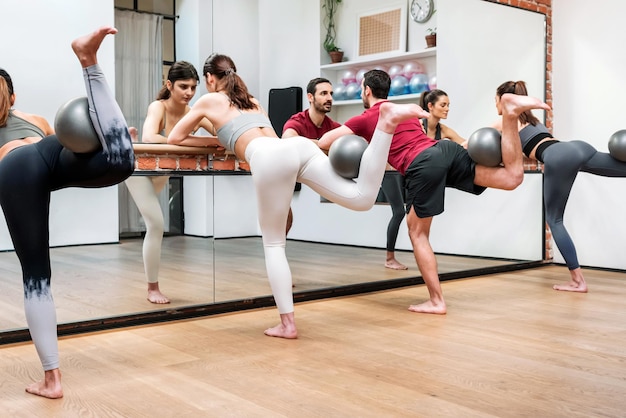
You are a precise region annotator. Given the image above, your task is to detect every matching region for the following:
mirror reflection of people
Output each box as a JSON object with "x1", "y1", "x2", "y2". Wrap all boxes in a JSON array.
[
  {"x1": 419, "y1": 89, "x2": 467, "y2": 147},
  {"x1": 283, "y1": 77, "x2": 408, "y2": 270},
  {"x1": 494, "y1": 80, "x2": 626, "y2": 293},
  {"x1": 169, "y1": 53, "x2": 430, "y2": 338},
  {"x1": 0, "y1": 26, "x2": 135, "y2": 399},
  {"x1": 125, "y1": 61, "x2": 216, "y2": 304},
  {"x1": 319, "y1": 70, "x2": 550, "y2": 315}
]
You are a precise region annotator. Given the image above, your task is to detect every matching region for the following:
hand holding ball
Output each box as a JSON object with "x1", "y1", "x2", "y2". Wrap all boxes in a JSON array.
[
  {"x1": 54, "y1": 97, "x2": 101, "y2": 153},
  {"x1": 329, "y1": 135, "x2": 369, "y2": 179},
  {"x1": 608, "y1": 130, "x2": 626, "y2": 162},
  {"x1": 467, "y1": 127, "x2": 502, "y2": 167}
]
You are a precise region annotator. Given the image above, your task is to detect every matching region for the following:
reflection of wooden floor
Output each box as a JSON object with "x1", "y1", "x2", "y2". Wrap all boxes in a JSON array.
[
  {"x1": 0, "y1": 236, "x2": 517, "y2": 330},
  {"x1": 1, "y1": 265, "x2": 625, "y2": 416}
]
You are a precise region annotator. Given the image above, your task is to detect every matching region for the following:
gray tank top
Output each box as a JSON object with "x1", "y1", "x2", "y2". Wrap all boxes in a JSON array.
[
  {"x1": 216, "y1": 113, "x2": 273, "y2": 151},
  {"x1": 0, "y1": 110, "x2": 45, "y2": 146}
]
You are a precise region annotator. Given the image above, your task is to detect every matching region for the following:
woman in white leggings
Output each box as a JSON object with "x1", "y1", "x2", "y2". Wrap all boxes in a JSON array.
[
  {"x1": 125, "y1": 61, "x2": 216, "y2": 303},
  {"x1": 169, "y1": 53, "x2": 430, "y2": 339}
]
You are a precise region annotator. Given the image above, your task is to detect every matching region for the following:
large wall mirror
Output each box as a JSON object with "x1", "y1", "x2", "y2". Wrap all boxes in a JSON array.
[{"x1": 0, "y1": 0, "x2": 546, "y2": 341}]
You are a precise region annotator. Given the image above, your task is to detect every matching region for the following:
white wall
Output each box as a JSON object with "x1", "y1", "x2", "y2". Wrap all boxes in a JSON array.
[
  {"x1": 552, "y1": 0, "x2": 626, "y2": 269},
  {"x1": 0, "y1": 0, "x2": 119, "y2": 250}
]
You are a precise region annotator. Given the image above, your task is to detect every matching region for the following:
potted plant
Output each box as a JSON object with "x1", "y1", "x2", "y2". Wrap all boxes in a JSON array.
[
  {"x1": 323, "y1": 0, "x2": 344, "y2": 63},
  {"x1": 425, "y1": 27, "x2": 437, "y2": 48}
]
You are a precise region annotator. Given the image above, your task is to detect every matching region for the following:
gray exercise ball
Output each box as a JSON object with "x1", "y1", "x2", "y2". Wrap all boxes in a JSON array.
[
  {"x1": 608, "y1": 129, "x2": 626, "y2": 162},
  {"x1": 329, "y1": 135, "x2": 369, "y2": 179},
  {"x1": 54, "y1": 97, "x2": 101, "y2": 153},
  {"x1": 467, "y1": 127, "x2": 502, "y2": 167}
]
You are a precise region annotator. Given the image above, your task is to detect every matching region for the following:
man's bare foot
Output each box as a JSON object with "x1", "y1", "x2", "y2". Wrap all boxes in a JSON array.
[
  {"x1": 71, "y1": 26, "x2": 118, "y2": 68},
  {"x1": 500, "y1": 93, "x2": 550, "y2": 117},
  {"x1": 147, "y1": 283, "x2": 170, "y2": 304},
  {"x1": 264, "y1": 312, "x2": 297, "y2": 339},
  {"x1": 385, "y1": 259, "x2": 408, "y2": 270},
  {"x1": 25, "y1": 369, "x2": 63, "y2": 399},
  {"x1": 378, "y1": 102, "x2": 430, "y2": 133},
  {"x1": 408, "y1": 300, "x2": 447, "y2": 315}
]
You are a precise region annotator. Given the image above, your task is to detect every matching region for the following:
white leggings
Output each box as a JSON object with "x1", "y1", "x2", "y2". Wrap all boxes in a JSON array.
[
  {"x1": 124, "y1": 176, "x2": 169, "y2": 283},
  {"x1": 244, "y1": 129, "x2": 392, "y2": 313}
]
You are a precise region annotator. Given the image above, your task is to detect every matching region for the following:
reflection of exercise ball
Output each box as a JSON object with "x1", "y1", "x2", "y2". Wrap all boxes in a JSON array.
[
  {"x1": 409, "y1": 74, "x2": 429, "y2": 94},
  {"x1": 467, "y1": 127, "x2": 502, "y2": 167},
  {"x1": 355, "y1": 68, "x2": 368, "y2": 84},
  {"x1": 333, "y1": 84, "x2": 347, "y2": 101},
  {"x1": 388, "y1": 64, "x2": 403, "y2": 79},
  {"x1": 54, "y1": 97, "x2": 101, "y2": 153},
  {"x1": 390, "y1": 76, "x2": 409, "y2": 96},
  {"x1": 329, "y1": 135, "x2": 369, "y2": 179},
  {"x1": 608, "y1": 130, "x2": 626, "y2": 162},
  {"x1": 341, "y1": 70, "x2": 357, "y2": 86},
  {"x1": 428, "y1": 75, "x2": 437, "y2": 90},
  {"x1": 345, "y1": 82, "x2": 361, "y2": 100},
  {"x1": 402, "y1": 61, "x2": 425, "y2": 79}
]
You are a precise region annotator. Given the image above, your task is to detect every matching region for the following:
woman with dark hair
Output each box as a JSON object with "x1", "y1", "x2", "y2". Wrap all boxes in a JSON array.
[
  {"x1": 125, "y1": 61, "x2": 216, "y2": 304},
  {"x1": 0, "y1": 26, "x2": 135, "y2": 398},
  {"x1": 169, "y1": 53, "x2": 430, "y2": 339},
  {"x1": 494, "y1": 80, "x2": 626, "y2": 293},
  {"x1": 419, "y1": 89, "x2": 466, "y2": 146}
]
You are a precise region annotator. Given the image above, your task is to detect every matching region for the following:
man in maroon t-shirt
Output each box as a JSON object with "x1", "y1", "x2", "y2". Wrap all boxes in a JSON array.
[
  {"x1": 282, "y1": 77, "x2": 341, "y2": 141},
  {"x1": 319, "y1": 70, "x2": 549, "y2": 316}
]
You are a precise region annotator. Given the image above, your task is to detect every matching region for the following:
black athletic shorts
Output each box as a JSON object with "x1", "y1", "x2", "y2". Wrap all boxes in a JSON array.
[{"x1": 404, "y1": 140, "x2": 486, "y2": 218}]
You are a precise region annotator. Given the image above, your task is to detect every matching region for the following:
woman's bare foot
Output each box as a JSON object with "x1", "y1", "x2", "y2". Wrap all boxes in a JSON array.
[
  {"x1": 71, "y1": 26, "x2": 118, "y2": 68},
  {"x1": 385, "y1": 258, "x2": 408, "y2": 270},
  {"x1": 553, "y1": 281, "x2": 588, "y2": 292},
  {"x1": 25, "y1": 369, "x2": 63, "y2": 399},
  {"x1": 500, "y1": 93, "x2": 551, "y2": 117},
  {"x1": 147, "y1": 283, "x2": 170, "y2": 304},
  {"x1": 408, "y1": 299, "x2": 447, "y2": 315},
  {"x1": 264, "y1": 312, "x2": 298, "y2": 339},
  {"x1": 553, "y1": 268, "x2": 588, "y2": 292},
  {"x1": 378, "y1": 102, "x2": 430, "y2": 133}
]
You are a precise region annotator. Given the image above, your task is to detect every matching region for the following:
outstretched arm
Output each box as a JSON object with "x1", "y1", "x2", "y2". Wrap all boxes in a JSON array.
[
  {"x1": 440, "y1": 124, "x2": 467, "y2": 147},
  {"x1": 318, "y1": 125, "x2": 355, "y2": 151},
  {"x1": 282, "y1": 128, "x2": 299, "y2": 138},
  {"x1": 168, "y1": 96, "x2": 211, "y2": 146}
]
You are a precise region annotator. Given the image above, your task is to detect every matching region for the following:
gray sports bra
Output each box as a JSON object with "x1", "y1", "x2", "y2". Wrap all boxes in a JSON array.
[
  {"x1": 216, "y1": 113, "x2": 273, "y2": 151},
  {"x1": 519, "y1": 122, "x2": 553, "y2": 158},
  {"x1": 0, "y1": 110, "x2": 46, "y2": 146}
]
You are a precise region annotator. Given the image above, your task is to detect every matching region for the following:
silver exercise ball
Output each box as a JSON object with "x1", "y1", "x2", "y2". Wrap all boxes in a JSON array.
[
  {"x1": 608, "y1": 129, "x2": 626, "y2": 162},
  {"x1": 328, "y1": 135, "x2": 369, "y2": 179},
  {"x1": 54, "y1": 97, "x2": 101, "y2": 153},
  {"x1": 467, "y1": 127, "x2": 502, "y2": 167}
]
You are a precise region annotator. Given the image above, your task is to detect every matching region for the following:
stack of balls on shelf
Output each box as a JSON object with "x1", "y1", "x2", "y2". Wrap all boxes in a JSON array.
[{"x1": 333, "y1": 61, "x2": 437, "y2": 101}]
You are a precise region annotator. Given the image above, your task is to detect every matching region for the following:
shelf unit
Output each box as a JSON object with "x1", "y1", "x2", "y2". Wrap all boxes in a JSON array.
[
  {"x1": 320, "y1": 48, "x2": 436, "y2": 72},
  {"x1": 321, "y1": 48, "x2": 437, "y2": 121}
]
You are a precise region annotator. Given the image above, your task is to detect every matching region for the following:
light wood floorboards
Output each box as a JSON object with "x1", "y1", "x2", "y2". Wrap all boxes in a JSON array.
[{"x1": 0, "y1": 265, "x2": 625, "y2": 417}]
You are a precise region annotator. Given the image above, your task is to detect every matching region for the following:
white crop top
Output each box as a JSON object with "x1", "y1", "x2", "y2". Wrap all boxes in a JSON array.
[{"x1": 216, "y1": 113, "x2": 273, "y2": 151}]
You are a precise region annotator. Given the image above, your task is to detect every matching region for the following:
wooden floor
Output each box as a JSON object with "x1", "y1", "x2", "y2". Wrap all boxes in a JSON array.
[
  {"x1": 0, "y1": 265, "x2": 625, "y2": 417},
  {"x1": 0, "y1": 236, "x2": 516, "y2": 330}
]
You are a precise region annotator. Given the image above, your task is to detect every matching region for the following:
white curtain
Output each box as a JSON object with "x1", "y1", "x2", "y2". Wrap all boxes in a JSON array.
[
  {"x1": 114, "y1": 10, "x2": 169, "y2": 234},
  {"x1": 114, "y1": 9, "x2": 163, "y2": 138}
]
